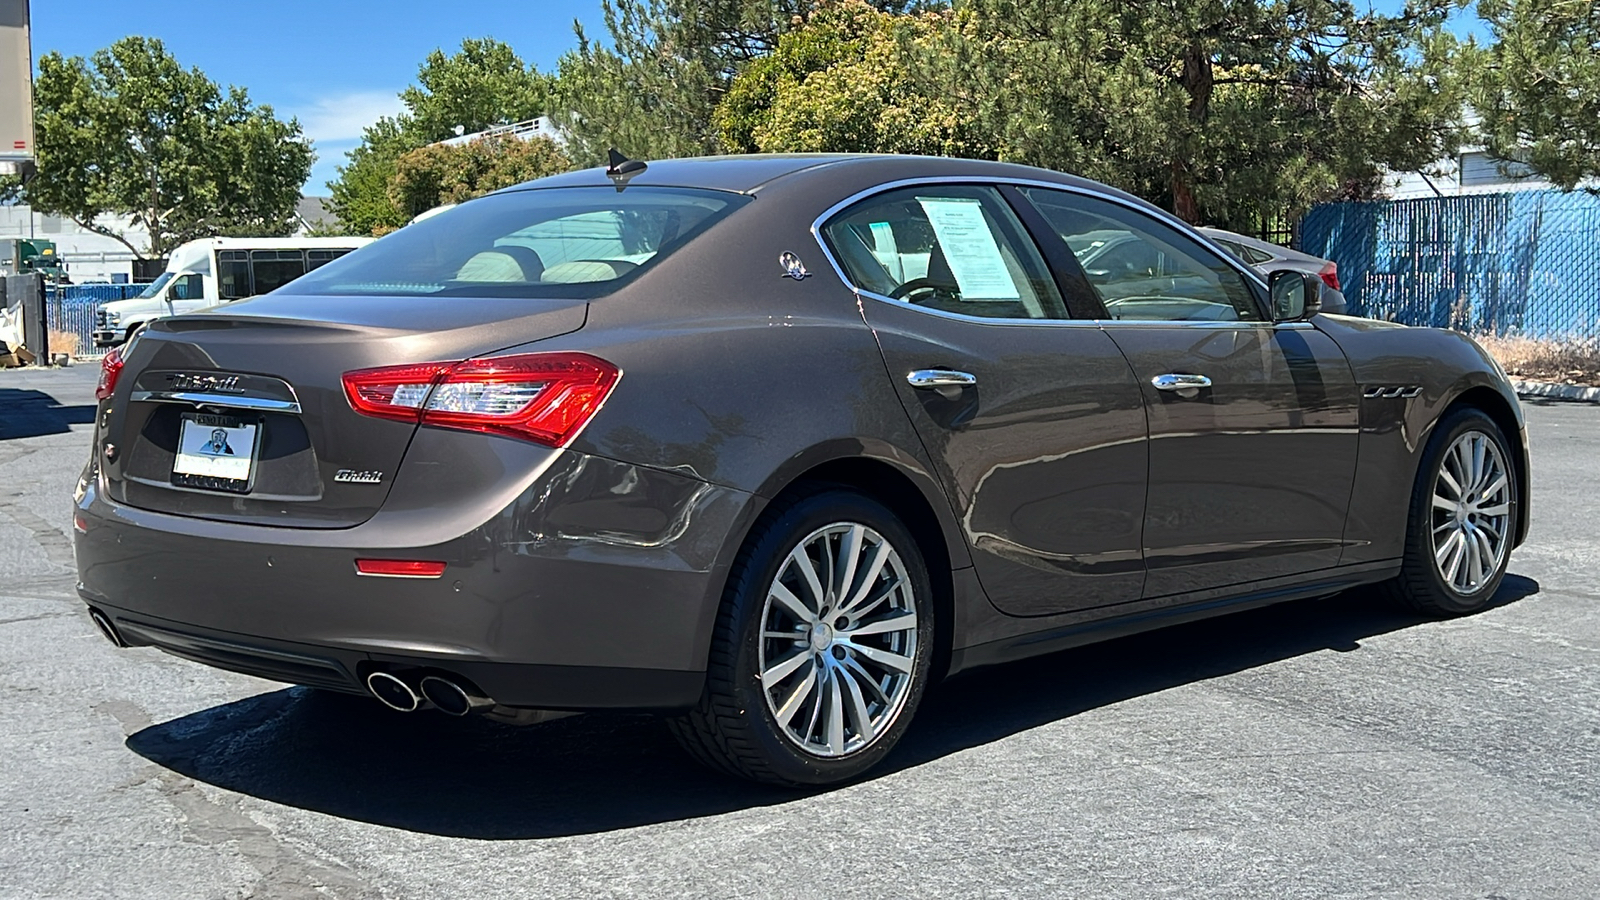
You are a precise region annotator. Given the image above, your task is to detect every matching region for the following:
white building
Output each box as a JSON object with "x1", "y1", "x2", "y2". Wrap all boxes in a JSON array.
[
  {"x1": 434, "y1": 116, "x2": 566, "y2": 148},
  {"x1": 1386, "y1": 149, "x2": 1600, "y2": 200},
  {"x1": 0, "y1": 196, "x2": 343, "y2": 281},
  {"x1": 0, "y1": 205, "x2": 148, "y2": 282}
]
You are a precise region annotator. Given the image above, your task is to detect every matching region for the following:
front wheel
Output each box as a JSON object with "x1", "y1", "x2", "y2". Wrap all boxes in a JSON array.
[
  {"x1": 668, "y1": 489, "x2": 934, "y2": 786},
  {"x1": 1385, "y1": 407, "x2": 1519, "y2": 616}
]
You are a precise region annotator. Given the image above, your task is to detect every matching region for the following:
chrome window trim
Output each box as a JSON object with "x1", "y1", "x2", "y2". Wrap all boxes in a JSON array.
[{"x1": 809, "y1": 174, "x2": 1276, "y2": 328}]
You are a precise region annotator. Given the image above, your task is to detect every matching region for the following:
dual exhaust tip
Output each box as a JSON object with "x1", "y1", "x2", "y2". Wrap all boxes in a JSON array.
[{"x1": 365, "y1": 670, "x2": 493, "y2": 717}]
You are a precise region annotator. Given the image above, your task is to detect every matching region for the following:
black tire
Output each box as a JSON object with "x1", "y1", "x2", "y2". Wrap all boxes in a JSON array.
[
  {"x1": 1384, "y1": 406, "x2": 1519, "y2": 616},
  {"x1": 667, "y1": 488, "x2": 935, "y2": 787}
]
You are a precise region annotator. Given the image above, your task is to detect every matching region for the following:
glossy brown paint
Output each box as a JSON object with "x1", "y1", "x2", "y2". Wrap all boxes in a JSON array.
[
  {"x1": 74, "y1": 154, "x2": 1527, "y2": 714},
  {"x1": 863, "y1": 303, "x2": 1149, "y2": 615},
  {"x1": 1102, "y1": 322, "x2": 1361, "y2": 596},
  {"x1": 1312, "y1": 314, "x2": 1529, "y2": 563}
]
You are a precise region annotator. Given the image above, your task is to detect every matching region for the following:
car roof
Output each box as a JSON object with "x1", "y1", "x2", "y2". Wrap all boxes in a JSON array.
[
  {"x1": 511, "y1": 153, "x2": 1142, "y2": 204},
  {"x1": 1196, "y1": 226, "x2": 1329, "y2": 265}
]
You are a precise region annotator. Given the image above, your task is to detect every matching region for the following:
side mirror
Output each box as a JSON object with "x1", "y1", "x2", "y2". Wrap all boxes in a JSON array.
[
  {"x1": 165, "y1": 282, "x2": 181, "y2": 301},
  {"x1": 1269, "y1": 270, "x2": 1322, "y2": 322}
]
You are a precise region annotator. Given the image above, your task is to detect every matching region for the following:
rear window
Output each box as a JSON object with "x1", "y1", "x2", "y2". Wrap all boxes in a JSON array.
[{"x1": 280, "y1": 187, "x2": 745, "y2": 299}]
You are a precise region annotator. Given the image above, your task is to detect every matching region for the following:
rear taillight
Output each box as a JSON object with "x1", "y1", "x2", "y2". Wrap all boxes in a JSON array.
[
  {"x1": 95, "y1": 347, "x2": 125, "y2": 401},
  {"x1": 1319, "y1": 262, "x2": 1340, "y2": 292},
  {"x1": 342, "y1": 352, "x2": 621, "y2": 448}
]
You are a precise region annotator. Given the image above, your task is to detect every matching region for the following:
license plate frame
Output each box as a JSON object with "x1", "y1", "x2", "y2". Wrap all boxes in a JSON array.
[{"x1": 171, "y1": 412, "x2": 262, "y2": 494}]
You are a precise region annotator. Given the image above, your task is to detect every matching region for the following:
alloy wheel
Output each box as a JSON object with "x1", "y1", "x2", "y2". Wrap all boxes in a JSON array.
[
  {"x1": 1430, "y1": 430, "x2": 1512, "y2": 595},
  {"x1": 757, "y1": 522, "x2": 919, "y2": 758}
]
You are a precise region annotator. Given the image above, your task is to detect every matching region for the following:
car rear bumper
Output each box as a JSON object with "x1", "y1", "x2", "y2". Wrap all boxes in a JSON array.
[
  {"x1": 80, "y1": 598, "x2": 706, "y2": 709},
  {"x1": 74, "y1": 446, "x2": 755, "y2": 711}
]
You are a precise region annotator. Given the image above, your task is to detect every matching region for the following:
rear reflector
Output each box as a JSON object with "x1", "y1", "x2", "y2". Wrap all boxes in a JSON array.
[
  {"x1": 355, "y1": 559, "x2": 448, "y2": 578},
  {"x1": 342, "y1": 352, "x2": 621, "y2": 447},
  {"x1": 1319, "y1": 262, "x2": 1341, "y2": 292},
  {"x1": 96, "y1": 346, "x2": 125, "y2": 401}
]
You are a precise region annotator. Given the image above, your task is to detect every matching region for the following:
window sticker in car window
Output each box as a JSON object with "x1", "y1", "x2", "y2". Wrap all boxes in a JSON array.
[
  {"x1": 869, "y1": 221, "x2": 905, "y2": 282},
  {"x1": 915, "y1": 197, "x2": 1020, "y2": 300}
]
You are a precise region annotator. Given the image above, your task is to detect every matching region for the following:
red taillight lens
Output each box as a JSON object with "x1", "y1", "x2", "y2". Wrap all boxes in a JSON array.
[
  {"x1": 342, "y1": 352, "x2": 621, "y2": 448},
  {"x1": 95, "y1": 346, "x2": 125, "y2": 401},
  {"x1": 355, "y1": 559, "x2": 447, "y2": 578},
  {"x1": 1319, "y1": 262, "x2": 1340, "y2": 292},
  {"x1": 342, "y1": 361, "x2": 453, "y2": 424}
]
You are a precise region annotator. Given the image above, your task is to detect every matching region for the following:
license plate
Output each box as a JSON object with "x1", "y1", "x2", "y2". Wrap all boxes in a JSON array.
[{"x1": 172, "y1": 413, "x2": 260, "y2": 493}]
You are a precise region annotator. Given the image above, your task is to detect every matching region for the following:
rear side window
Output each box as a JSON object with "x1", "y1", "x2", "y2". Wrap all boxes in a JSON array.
[
  {"x1": 281, "y1": 187, "x2": 745, "y2": 299},
  {"x1": 820, "y1": 185, "x2": 1066, "y2": 320}
]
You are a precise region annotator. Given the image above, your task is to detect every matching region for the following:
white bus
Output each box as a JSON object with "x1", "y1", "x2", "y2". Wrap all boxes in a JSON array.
[{"x1": 93, "y1": 236, "x2": 373, "y2": 347}]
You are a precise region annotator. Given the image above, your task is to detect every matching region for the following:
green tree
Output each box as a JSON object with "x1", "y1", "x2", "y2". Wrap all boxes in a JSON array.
[
  {"x1": 387, "y1": 135, "x2": 572, "y2": 224},
  {"x1": 551, "y1": 0, "x2": 917, "y2": 166},
  {"x1": 1473, "y1": 0, "x2": 1600, "y2": 189},
  {"x1": 328, "y1": 38, "x2": 551, "y2": 234},
  {"x1": 722, "y1": 0, "x2": 1468, "y2": 229},
  {"x1": 956, "y1": 0, "x2": 1470, "y2": 226},
  {"x1": 19, "y1": 36, "x2": 312, "y2": 257},
  {"x1": 717, "y1": 2, "x2": 985, "y2": 158}
]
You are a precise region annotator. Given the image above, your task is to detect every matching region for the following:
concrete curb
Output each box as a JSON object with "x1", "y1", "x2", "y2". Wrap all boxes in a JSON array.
[{"x1": 1512, "y1": 379, "x2": 1600, "y2": 404}]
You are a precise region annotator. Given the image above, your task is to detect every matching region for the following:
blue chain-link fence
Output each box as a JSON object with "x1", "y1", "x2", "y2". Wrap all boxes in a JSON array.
[
  {"x1": 45, "y1": 284, "x2": 144, "y2": 358},
  {"x1": 1300, "y1": 190, "x2": 1600, "y2": 341}
]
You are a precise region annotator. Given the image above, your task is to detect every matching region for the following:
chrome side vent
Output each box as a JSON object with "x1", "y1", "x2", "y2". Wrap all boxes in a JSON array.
[{"x1": 1362, "y1": 385, "x2": 1423, "y2": 399}]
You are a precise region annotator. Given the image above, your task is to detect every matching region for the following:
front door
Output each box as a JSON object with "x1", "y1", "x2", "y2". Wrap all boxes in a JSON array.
[
  {"x1": 1017, "y1": 187, "x2": 1360, "y2": 599},
  {"x1": 819, "y1": 184, "x2": 1149, "y2": 616}
]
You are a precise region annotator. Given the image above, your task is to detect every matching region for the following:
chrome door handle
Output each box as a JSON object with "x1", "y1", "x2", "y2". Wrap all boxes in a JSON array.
[
  {"x1": 907, "y1": 369, "x2": 978, "y2": 389},
  {"x1": 1151, "y1": 373, "x2": 1211, "y2": 398}
]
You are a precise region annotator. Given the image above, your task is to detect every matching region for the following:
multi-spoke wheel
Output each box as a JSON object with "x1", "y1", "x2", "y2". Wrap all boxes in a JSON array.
[
  {"x1": 668, "y1": 489, "x2": 933, "y2": 786},
  {"x1": 1386, "y1": 407, "x2": 1519, "y2": 616}
]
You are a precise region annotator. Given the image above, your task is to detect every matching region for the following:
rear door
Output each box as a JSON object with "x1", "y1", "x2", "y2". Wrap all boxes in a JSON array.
[
  {"x1": 822, "y1": 183, "x2": 1149, "y2": 616},
  {"x1": 1018, "y1": 187, "x2": 1360, "y2": 598}
]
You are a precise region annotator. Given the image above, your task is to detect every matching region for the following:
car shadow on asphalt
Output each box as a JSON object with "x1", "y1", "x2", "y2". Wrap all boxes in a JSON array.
[
  {"x1": 0, "y1": 388, "x2": 95, "y2": 440},
  {"x1": 125, "y1": 573, "x2": 1539, "y2": 840}
]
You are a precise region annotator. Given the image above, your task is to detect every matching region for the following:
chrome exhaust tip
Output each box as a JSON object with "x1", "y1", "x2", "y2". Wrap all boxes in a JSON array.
[
  {"x1": 366, "y1": 671, "x2": 421, "y2": 712},
  {"x1": 87, "y1": 609, "x2": 126, "y2": 648},
  {"x1": 418, "y1": 675, "x2": 494, "y2": 717}
]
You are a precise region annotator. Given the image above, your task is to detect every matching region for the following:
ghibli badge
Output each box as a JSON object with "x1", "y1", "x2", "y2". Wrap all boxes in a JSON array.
[{"x1": 334, "y1": 469, "x2": 384, "y2": 484}]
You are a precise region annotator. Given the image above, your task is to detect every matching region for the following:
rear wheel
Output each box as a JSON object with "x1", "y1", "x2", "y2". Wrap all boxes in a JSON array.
[
  {"x1": 668, "y1": 489, "x2": 933, "y2": 786},
  {"x1": 1385, "y1": 407, "x2": 1518, "y2": 616}
]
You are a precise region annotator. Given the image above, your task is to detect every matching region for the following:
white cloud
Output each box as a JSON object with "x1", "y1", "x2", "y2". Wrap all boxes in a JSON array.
[{"x1": 291, "y1": 90, "x2": 405, "y2": 145}]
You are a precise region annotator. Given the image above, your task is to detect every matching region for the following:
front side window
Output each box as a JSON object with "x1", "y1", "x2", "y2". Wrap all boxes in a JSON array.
[
  {"x1": 170, "y1": 273, "x2": 204, "y2": 301},
  {"x1": 280, "y1": 187, "x2": 745, "y2": 299},
  {"x1": 1021, "y1": 188, "x2": 1261, "y2": 322},
  {"x1": 821, "y1": 185, "x2": 1066, "y2": 320}
]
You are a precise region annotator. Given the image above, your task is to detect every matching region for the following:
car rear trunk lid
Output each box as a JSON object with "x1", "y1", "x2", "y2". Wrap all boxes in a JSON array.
[{"x1": 101, "y1": 294, "x2": 586, "y2": 529}]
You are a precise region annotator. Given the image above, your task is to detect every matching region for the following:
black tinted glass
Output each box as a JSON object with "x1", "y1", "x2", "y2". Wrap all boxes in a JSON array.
[{"x1": 280, "y1": 187, "x2": 745, "y2": 299}]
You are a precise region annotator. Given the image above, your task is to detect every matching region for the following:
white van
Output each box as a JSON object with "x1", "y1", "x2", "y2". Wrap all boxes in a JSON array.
[{"x1": 93, "y1": 236, "x2": 373, "y2": 347}]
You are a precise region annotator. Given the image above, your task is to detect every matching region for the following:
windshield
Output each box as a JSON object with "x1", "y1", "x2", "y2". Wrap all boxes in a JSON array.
[
  {"x1": 135, "y1": 271, "x2": 174, "y2": 299},
  {"x1": 280, "y1": 186, "x2": 747, "y2": 299}
]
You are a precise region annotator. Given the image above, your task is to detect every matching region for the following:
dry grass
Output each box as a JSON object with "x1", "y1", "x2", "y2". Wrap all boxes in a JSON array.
[
  {"x1": 1474, "y1": 334, "x2": 1600, "y2": 387},
  {"x1": 47, "y1": 330, "x2": 81, "y2": 358}
]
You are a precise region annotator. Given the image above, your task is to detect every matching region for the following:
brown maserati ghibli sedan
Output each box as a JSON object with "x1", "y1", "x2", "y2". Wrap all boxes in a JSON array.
[{"x1": 75, "y1": 155, "x2": 1528, "y2": 786}]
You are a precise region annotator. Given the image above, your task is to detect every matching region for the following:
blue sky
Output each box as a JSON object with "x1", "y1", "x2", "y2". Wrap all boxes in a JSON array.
[
  {"x1": 32, "y1": 0, "x2": 610, "y2": 194},
  {"x1": 30, "y1": 0, "x2": 1473, "y2": 196}
]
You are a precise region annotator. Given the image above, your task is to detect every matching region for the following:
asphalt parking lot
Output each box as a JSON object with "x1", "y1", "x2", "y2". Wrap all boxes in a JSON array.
[{"x1": 2, "y1": 364, "x2": 1597, "y2": 900}]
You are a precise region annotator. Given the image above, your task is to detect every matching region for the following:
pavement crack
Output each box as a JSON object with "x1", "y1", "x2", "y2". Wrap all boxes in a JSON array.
[
  {"x1": 0, "y1": 611, "x2": 75, "y2": 626},
  {"x1": 153, "y1": 770, "x2": 374, "y2": 900},
  {"x1": 0, "y1": 499, "x2": 77, "y2": 569}
]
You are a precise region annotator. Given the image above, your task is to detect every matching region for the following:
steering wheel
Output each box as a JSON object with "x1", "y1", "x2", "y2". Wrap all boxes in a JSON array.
[{"x1": 888, "y1": 277, "x2": 949, "y2": 304}]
